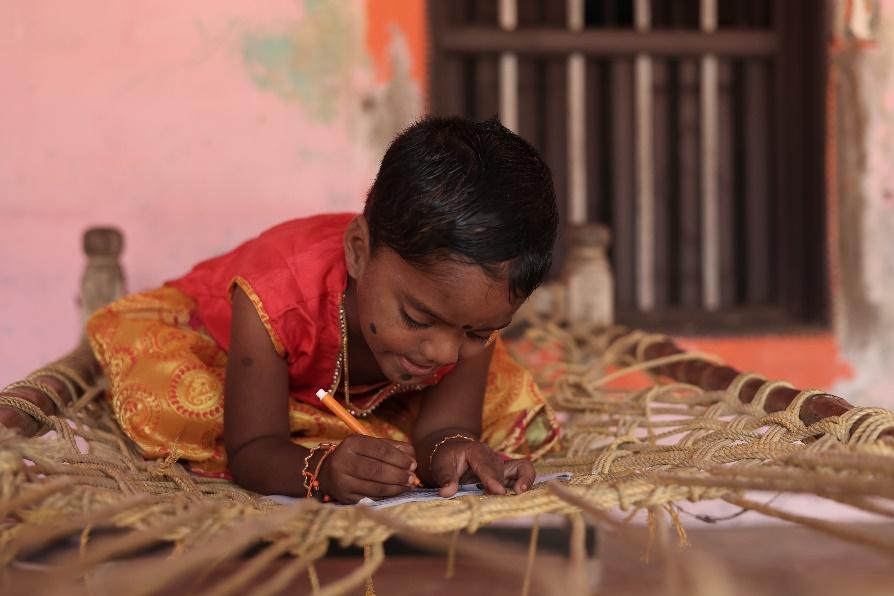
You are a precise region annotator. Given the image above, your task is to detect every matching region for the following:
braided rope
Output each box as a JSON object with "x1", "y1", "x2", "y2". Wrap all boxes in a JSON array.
[{"x1": 1, "y1": 323, "x2": 893, "y2": 594}]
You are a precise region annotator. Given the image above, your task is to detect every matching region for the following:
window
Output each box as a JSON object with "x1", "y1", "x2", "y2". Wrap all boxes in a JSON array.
[{"x1": 428, "y1": 0, "x2": 827, "y2": 333}]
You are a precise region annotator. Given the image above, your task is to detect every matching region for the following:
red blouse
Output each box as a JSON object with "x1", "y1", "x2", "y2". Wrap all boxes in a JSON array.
[{"x1": 166, "y1": 213, "x2": 445, "y2": 412}]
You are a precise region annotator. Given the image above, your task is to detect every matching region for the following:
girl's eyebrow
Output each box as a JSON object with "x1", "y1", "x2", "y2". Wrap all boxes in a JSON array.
[
  {"x1": 403, "y1": 294, "x2": 450, "y2": 325},
  {"x1": 403, "y1": 294, "x2": 511, "y2": 331}
]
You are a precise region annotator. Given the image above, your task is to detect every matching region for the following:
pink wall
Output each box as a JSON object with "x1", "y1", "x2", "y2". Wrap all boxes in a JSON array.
[
  {"x1": 4, "y1": 0, "x2": 890, "y2": 410},
  {"x1": 1, "y1": 1, "x2": 425, "y2": 382}
]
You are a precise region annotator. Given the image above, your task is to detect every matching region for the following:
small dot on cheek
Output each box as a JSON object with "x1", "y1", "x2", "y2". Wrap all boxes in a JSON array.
[{"x1": 369, "y1": 322, "x2": 377, "y2": 335}]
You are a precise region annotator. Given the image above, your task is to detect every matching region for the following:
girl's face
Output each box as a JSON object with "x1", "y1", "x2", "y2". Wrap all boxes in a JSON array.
[{"x1": 344, "y1": 216, "x2": 522, "y2": 385}]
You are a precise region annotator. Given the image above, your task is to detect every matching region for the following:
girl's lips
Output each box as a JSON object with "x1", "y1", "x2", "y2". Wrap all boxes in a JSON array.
[{"x1": 398, "y1": 355, "x2": 436, "y2": 377}]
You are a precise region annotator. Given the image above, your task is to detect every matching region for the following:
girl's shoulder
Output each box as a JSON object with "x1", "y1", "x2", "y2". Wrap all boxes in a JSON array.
[
  {"x1": 233, "y1": 213, "x2": 353, "y2": 363},
  {"x1": 231, "y1": 212, "x2": 354, "y2": 306},
  {"x1": 168, "y1": 212, "x2": 355, "y2": 315},
  {"x1": 167, "y1": 212, "x2": 356, "y2": 360}
]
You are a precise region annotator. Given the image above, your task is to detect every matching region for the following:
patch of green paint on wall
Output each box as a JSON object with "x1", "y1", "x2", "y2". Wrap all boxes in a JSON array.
[{"x1": 242, "y1": 0, "x2": 364, "y2": 122}]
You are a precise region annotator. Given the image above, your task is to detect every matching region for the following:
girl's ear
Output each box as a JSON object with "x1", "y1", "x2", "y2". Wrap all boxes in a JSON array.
[{"x1": 343, "y1": 215, "x2": 371, "y2": 280}]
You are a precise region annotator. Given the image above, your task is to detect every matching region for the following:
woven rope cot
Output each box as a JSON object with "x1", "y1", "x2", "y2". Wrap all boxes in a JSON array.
[{"x1": 2, "y1": 317, "x2": 894, "y2": 595}]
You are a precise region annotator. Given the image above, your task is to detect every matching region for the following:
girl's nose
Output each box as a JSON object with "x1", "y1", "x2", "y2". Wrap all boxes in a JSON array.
[{"x1": 419, "y1": 330, "x2": 462, "y2": 366}]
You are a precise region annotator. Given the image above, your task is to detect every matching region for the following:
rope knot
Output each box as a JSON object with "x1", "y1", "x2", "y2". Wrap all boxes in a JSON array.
[{"x1": 149, "y1": 449, "x2": 182, "y2": 476}]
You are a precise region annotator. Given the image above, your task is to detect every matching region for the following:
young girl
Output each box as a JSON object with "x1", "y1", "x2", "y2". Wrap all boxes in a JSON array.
[{"x1": 87, "y1": 116, "x2": 560, "y2": 503}]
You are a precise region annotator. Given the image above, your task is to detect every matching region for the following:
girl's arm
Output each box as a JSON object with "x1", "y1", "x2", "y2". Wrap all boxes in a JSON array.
[
  {"x1": 225, "y1": 286, "x2": 416, "y2": 500},
  {"x1": 412, "y1": 343, "x2": 534, "y2": 496},
  {"x1": 224, "y1": 287, "x2": 308, "y2": 495}
]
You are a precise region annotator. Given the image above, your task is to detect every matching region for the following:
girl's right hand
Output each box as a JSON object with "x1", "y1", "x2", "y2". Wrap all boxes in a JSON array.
[{"x1": 317, "y1": 435, "x2": 417, "y2": 503}]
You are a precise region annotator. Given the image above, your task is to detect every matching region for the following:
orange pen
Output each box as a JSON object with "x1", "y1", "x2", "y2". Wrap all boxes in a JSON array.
[{"x1": 315, "y1": 389, "x2": 422, "y2": 487}]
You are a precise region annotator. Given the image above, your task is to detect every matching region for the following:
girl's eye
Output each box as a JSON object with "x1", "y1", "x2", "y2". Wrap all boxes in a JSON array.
[
  {"x1": 400, "y1": 308, "x2": 430, "y2": 330},
  {"x1": 466, "y1": 332, "x2": 490, "y2": 343}
]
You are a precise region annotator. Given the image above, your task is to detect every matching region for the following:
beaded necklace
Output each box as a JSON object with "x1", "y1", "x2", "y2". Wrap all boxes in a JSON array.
[{"x1": 332, "y1": 293, "x2": 425, "y2": 417}]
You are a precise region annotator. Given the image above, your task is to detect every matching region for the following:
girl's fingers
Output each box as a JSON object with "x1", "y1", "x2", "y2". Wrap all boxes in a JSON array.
[
  {"x1": 438, "y1": 480, "x2": 459, "y2": 498},
  {"x1": 468, "y1": 451, "x2": 506, "y2": 495},
  {"x1": 345, "y1": 436, "x2": 416, "y2": 470},
  {"x1": 344, "y1": 455, "x2": 418, "y2": 486},
  {"x1": 321, "y1": 439, "x2": 416, "y2": 502},
  {"x1": 375, "y1": 438, "x2": 417, "y2": 461},
  {"x1": 386, "y1": 440, "x2": 417, "y2": 458},
  {"x1": 431, "y1": 448, "x2": 464, "y2": 497},
  {"x1": 431, "y1": 443, "x2": 506, "y2": 495},
  {"x1": 505, "y1": 460, "x2": 535, "y2": 493},
  {"x1": 458, "y1": 469, "x2": 477, "y2": 484}
]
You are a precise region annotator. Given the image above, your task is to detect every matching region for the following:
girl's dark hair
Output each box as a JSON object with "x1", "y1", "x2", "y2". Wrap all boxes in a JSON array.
[{"x1": 363, "y1": 116, "x2": 558, "y2": 301}]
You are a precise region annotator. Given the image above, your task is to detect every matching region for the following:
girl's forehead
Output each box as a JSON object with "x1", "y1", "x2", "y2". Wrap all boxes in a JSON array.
[{"x1": 372, "y1": 250, "x2": 519, "y2": 324}]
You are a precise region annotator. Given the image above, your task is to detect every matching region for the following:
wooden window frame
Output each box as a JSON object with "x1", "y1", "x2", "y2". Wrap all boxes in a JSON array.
[{"x1": 427, "y1": 0, "x2": 827, "y2": 334}]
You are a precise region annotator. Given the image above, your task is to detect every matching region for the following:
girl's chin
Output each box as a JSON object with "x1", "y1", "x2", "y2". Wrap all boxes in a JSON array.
[
  {"x1": 387, "y1": 358, "x2": 421, "y2": 384},
  {"x1": 373, "y1": 353, "x2": 427, "y2": 384},
  {"x1": 391, "y1": 368, "x2": 416, "y2": 384},
  {"x1": 371, "y1": 357, "x2": 410, "y2": 384}
]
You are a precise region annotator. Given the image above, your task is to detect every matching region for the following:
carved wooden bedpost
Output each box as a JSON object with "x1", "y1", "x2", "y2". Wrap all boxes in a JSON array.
[
  {"x1": 81, "y1": 227, "x2": 126, "y2": 328},
  {"x1": 562, "y1": 223, "x2": 614, "y2": 326},
  {"x1": 0, "y1": 227, "x2": 125, "y2": 436},
  {"x1": 508, "y1": 223, "x2": 616, "y2": 333}
]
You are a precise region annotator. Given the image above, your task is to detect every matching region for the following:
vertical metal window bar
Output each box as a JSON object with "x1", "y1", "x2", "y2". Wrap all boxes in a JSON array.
[
  {"x1": 567, "y1": 0, "x2": 587, "y2": 225},
  {"x1": 498, "y1": 0, "x2": 518, "y2": 132},
  {"x1": 634, "y1": 0, "x2": 656, "y2": 311},
  {"x1": 701, "y1": 0, "x2": 721, "y2": 310}
]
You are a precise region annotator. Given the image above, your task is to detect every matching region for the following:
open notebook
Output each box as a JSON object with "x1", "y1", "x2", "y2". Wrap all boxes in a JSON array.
[{"x1": 264, "y1": 471, "x2": 572, "y2": 509}]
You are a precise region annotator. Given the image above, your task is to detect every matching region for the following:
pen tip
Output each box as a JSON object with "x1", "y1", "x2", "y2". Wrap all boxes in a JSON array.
[{"x1": 315, "y1": 389, "x2": 327, "y2": 400}]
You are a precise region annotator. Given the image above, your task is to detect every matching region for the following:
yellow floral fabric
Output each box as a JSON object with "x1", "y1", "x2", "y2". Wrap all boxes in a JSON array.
[{"x1": 87, "y1": 286, "x2": 559, "y2": 476}]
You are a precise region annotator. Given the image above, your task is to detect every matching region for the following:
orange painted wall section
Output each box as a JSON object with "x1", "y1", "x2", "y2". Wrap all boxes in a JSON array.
[
  {"x1": 364, "y1": 0, "x2": 427, "y2": 87},
  {"x1": 675, "y1": 334, "x2": 854, "y2": 391},
  {"x1": 565, "y1": 333, "x2": 853, "y2": 394}
]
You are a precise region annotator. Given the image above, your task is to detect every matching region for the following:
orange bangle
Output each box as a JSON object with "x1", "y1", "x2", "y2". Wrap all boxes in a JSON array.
[
  {"x1": 302, "y1": 442, "x2": 336, "y2": 499},
  {"x1": 429, "y1": 433, "x2": 476, "y2": 471}
]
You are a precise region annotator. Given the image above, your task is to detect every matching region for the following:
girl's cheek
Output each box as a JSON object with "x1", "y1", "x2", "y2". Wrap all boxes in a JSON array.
[
  {"x1": 384, "y1": 327, "x2": 415, "y2": 351},
  {"x1": 459, "y1": 342, "x2": 486, "y2": 360}
]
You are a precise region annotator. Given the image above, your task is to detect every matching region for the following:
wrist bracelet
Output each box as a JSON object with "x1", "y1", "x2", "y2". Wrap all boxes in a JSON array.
[
  {"x1": 429, "y1": 433, "x2": 476, "y2": 470},
  {"x1": 302, "y1": 442, "x2": 336, "y2": 500},
  {"x1": 311, "y1": 446, "x2": 336, "y2": 502}
]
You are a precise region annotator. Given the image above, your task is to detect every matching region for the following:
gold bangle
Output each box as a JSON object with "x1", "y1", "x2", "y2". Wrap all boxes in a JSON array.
[{"x1": 429, "y1": 433, "x2": 477, "y2": 471}]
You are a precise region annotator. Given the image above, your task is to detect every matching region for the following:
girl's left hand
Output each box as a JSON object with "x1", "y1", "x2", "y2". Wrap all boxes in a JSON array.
[
  {"x1": 502, "y1": 458, "x2": 536, "y2": 494},
  {"x1": 430, "y1": 439, "x2": 534, "y2": 497}
]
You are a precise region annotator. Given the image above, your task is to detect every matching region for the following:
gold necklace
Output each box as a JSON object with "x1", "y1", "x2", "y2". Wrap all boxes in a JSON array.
[
  {"x1": 339, "y1": 294, "x2": 352, "y2": 412},
  {"x1": 337, "y1": 293, "x2": 426, "y2": 417}
]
